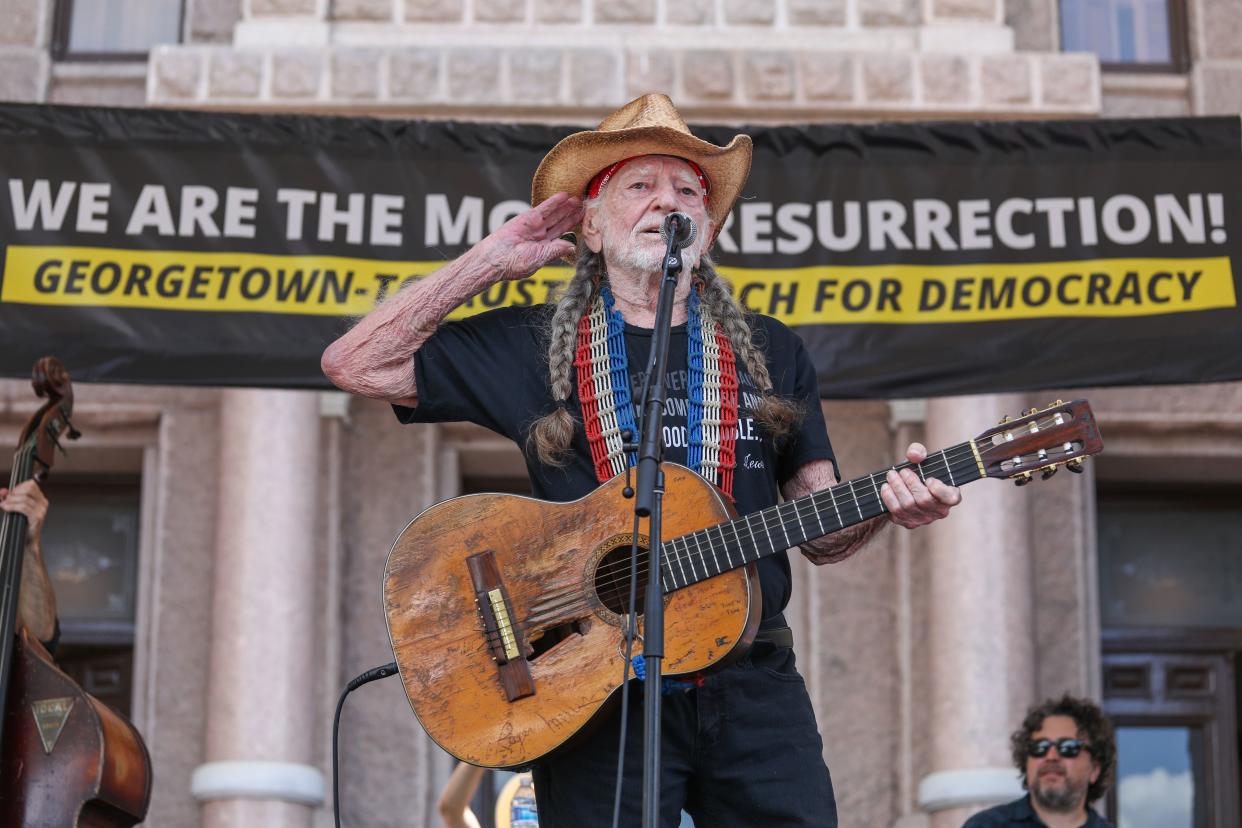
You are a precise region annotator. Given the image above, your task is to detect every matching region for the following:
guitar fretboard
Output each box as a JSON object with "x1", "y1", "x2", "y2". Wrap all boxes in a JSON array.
[{"x1": 659, "y1": 440, "x2": 984, "y2": 592}]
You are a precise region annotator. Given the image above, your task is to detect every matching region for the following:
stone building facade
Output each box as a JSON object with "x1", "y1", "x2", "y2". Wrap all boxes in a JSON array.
[{"x1": 1, "y1": 1, "x2": 1240, "y2": 827}]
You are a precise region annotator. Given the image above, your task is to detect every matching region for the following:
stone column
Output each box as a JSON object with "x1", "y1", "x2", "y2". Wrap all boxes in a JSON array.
[
  {"x1": 917, "y1": 393, "x2": 1033, "y2": 828},
  {"x1": 193, "y1": 389, "x2": 324, "y2": 828}
]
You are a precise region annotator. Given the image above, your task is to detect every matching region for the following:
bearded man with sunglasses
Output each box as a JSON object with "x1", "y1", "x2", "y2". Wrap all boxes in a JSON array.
[{"x1": 965, "y1": 694, "x2": 1117, "y2": 828}]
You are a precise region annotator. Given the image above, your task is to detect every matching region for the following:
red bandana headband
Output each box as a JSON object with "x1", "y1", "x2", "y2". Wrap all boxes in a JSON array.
[{"x1": 586, "y1": 156, "x2": 709, "y2": 205}]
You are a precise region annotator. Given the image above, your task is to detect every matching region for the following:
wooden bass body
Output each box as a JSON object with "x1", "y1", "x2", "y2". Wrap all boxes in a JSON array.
[
  {"x1": 1, "y1": 630, "x2": 153, "y2": 827},
  {"x1": 383, "y1": 464, "x2": 760, "y2": 769}
]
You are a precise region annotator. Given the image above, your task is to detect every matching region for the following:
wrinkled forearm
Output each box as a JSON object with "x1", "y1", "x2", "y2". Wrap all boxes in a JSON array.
[
  {"x1": 320, "y1": 244, "x2": 501, "y2": 403},
  {"x1": 799, "y1": 514, "x2": 887, "y2": 565},
  {"x1": 20, "y1": 538, "x2": 57, "y2": 644}
]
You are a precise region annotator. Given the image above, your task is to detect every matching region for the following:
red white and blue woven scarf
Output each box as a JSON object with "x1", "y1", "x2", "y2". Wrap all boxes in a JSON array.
[{"x1": 574, "y1": 283, "x2": 739, "y2": 499}]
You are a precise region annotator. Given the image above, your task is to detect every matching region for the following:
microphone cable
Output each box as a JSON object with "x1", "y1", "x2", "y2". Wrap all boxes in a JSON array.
[{"x1": 333, "y1": 661, "x2": 399, "y2": 828}]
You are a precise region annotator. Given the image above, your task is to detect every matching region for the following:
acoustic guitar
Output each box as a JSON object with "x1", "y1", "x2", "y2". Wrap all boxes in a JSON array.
[{"x1": 384, "y1": 399, "x2": 1103, "y2": 769}]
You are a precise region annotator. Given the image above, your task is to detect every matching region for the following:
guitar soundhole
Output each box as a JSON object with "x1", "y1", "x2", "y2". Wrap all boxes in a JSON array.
[{"x1": 593, "y1": 544, "x2": 650, "y2": 616}]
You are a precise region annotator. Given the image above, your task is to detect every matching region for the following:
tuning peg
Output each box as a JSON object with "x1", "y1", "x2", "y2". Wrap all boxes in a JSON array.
[
  {"x1": 1066, "y1": 458, "x2": 1085, "y2": 474},
  {"x1": 1041, "y1": 464, "x2": 1059, "y2": 480},
  {"x1": 1023, "y1": 407, "x2": 1039, "y2": 416},
  {"x1": 1013, "y1": 471, "x2": 1034, "y2": 487},
  {"x1": 998, "y1": 414, "x2": 1011, "y2": 425}
]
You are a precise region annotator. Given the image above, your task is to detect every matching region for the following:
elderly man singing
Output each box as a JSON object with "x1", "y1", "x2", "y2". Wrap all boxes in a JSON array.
[{"x1": 322, "y1": 93, "x2": 961, "y2": 827}]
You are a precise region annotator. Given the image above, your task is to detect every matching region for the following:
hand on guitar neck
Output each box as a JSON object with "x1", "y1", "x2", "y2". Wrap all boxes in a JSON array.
[
  {"x1": 785, "y1": 441, "x2": 963, "y2": 566},
  {"x1": 0, "y1": 481, "x2": 56, "y2": 645}
]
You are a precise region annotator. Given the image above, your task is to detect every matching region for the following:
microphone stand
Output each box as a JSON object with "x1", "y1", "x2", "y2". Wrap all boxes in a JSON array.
[{"x1": 634, "y1": 214, "x2": 688, "y2": 828}]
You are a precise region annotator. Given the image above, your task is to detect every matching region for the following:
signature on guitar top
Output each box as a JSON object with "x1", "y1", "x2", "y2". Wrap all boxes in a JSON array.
[{"x1": 382, "y1": 399, "x2": 1103, "y2": 769}]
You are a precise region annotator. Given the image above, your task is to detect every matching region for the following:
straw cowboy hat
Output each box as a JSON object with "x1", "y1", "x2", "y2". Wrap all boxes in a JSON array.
[{"x1": 530, "y1": 93, "x2": 752, "y2": 246}]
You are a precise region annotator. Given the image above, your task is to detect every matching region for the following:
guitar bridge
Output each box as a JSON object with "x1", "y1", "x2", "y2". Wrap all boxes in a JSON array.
[{"x1": 468, "y1": 551, "x2": 536, "y2": 702}]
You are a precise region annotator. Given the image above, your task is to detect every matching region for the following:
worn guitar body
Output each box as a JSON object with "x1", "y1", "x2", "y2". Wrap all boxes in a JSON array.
[
  {"x1": 385, "y1": 400, "x2": 1104, "y2": 769},
  {"x1": 384, "y1": 464, "x2": 760, "y2": 769}
]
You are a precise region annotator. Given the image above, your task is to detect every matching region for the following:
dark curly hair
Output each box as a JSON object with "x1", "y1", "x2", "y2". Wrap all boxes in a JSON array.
[{"x1": 1009, "y1": 694, "x2": 1116, "y2": 804}]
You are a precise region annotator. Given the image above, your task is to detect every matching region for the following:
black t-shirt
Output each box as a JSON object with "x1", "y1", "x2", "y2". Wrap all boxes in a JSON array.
[
  {"x1": 394, "y1": 304, "x2": 836, "y2": 619},
  {"x1": 963, "y1": 796, "x2": 1115, "y2": 828}
]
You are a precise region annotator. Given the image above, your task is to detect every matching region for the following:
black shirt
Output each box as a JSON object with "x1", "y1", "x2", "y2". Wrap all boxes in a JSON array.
[
  {"x1": 963, "y1": 795, "x2": 1115, "y2": 828},
  {"x1": 394, "y1": 304, "x2": 836, "y2": 619}
]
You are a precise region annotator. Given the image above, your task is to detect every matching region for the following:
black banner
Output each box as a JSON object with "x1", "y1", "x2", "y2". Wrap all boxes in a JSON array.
[{"x1": 2, "y1": 104, "x2": 1240, "y2": 398}]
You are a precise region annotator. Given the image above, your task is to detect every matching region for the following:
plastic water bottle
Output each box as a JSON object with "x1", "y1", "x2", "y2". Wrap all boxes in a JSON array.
[{"x1": 509, "y1": 774, "x2": 538, "y2": 828}]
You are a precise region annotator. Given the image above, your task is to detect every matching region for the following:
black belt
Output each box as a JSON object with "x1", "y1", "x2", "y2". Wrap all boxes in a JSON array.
[{"x1": 754, "y1": 614, "x2": 793, "y2": 650}]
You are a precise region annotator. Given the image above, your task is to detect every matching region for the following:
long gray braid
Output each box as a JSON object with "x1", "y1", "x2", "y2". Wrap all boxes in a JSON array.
[
  {"x1": 695, "y1": 255, "x2": 804, "y2": 438},
  {"x1": 527, "y1": 248, "x2": 802, "y2": 466},
  {"x1": 527, "y1": 246, "x2": 602, "y2": 465}
]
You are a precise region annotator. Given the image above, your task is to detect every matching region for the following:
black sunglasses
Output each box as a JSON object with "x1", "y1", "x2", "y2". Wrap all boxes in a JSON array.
[{"x1": 1027, "y1": 738, "x2": 1092, "y2": 759}]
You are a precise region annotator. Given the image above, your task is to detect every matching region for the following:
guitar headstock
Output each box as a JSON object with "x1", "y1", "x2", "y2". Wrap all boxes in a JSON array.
[{"x1": 974, "y1": 399, "x2": 1103, "y2": 485}]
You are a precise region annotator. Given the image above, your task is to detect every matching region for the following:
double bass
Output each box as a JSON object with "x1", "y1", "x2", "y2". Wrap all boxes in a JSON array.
[{"x1": 0, "y1": 358, "x2": 152, "y2": 826}]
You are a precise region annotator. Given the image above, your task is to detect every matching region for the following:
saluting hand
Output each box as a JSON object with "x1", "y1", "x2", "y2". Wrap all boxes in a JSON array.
[
  {"x1": 880, "y1": 442, "x2": 962, "y2": 529},
  {"x1": 0, "y1": 480, "x2": 49, "y2": 545},
  {"x1": 477, "y1": 192, "x2": 584, "y2": 282}
]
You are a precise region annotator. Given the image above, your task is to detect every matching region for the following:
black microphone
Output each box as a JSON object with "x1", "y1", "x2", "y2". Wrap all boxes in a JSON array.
[{"x1": 659, "y1": 211, "x2": 697, "y2": 248}]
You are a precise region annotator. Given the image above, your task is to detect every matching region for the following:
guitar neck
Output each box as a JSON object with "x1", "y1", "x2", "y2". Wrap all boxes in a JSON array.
[{"x1": 659, "y1": 440, "x2": 985, "y2": 592}]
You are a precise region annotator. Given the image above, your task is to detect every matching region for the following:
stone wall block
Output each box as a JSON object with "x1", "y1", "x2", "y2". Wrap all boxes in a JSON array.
[
  {"x1": 535, "y1": 0, "x2": 582, "y2": 22},
  {"x1": 682, "y1": 51, "x2": 735, "y2": 100},
  {"x1": 152, "y1": 48, "x2": 204, "y2": 101},
  {"x1": 861, "y1": 54, "x2": 912, "y2": 103},
  {"x1": 569, "y1": 50, "x2": 621, "y2": 106},
  {"x1": 625, "y1": 51, "x2": 675, "y2": 99},
  {"x1": 404, "y1": 0, "x2": 465, "y2": 22},
  {"x1": 1202, "y1": 0, "x2": 1242, "y2": 59},
  {"x1": 390, "y1": 49, "x2": 442, "y2": 100},
  {"x1": 331, "y1": 50, "x2": 382, "y2": 100},
  {"x1": 250, "y1": 0, "x2": 318, "y2": 15},
  {"x1": 509, "y1": 51, "x2": 562, "y2": 103},
  {"x1": 1039, "y1": 53, "x2": 1098, "y2": 108},
  {"x1": 744, "y1": 52, "x2": 794, "y2": 101},
  {"x1": 0, "y1": 0, "x2": 42, "y2": 46},
  {"x1": 188, "y1": 0, "x2": 241, "y2": 43},
  {"x1": 447, "y1": 49, "x2": 502, "y2": 103},
  {"x1": 271, "y1": 51, "x2": 324, "y2": 99},
  {"x1": 930, "y1": 0, "x2": 999, "y2": 20},
  {"x1": 665, "y1": 0, "x2": 714, "y2": 25},
  {"x1": 920, "y1": 54, "x2": 971, "y2": 105},
  {"x1": 475, "y1": 0, "x2": 528, "y2": 22},
  {"x1": 800, "y1": 52, "x2": 855, "y2": 101},
  {"x1": 1196, "y1": 64, "x2": 1242, "y2": 114},
  {"x1": 724, "y1": 0, "x2": 775, "y2": 24},
  {"x1": 209, "y1": 51, "x2": 263, "y2": 99},
  {"x1": 1005, "y1": 0, "x2": 1057, "y2": 52},
  {"x1": 50, "y1": 77, "x2": 147, "y2": 107},
  {"x1": 981, "y1": 54, "x2": 1031, "y2": 104},
  {"x1": 332, "y1": 0, "x2": 397, "y2": 20},
  {"x1": 0, "y1": 51, "x2": 47, "y2": 102},
  {"x1": 788, "y1": 0, "x2": 846, "y2": 26},
  {"x1": 595, "y1": 0, "x2": 655, "y2": 23},
  {"x1": 859, "y1": 0, "x2": 918, "y2": 27}
]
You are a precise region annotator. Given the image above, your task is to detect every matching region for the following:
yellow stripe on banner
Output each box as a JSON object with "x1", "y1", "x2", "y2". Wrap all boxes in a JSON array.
[
  {"x1": 716, "y1": 258, "x2": 1237, "y2": 324},
  {"x1": 1, "y1": 245, "x2": 573, "y2": 319},
  {"x1": 2, "y1": 245, "x2": 1236, "y2": 324}
]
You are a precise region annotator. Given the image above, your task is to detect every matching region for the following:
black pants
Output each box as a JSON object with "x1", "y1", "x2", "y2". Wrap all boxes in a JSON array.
[{"x1": 531, "y1": 646, "x2": 838, "y2": 827}]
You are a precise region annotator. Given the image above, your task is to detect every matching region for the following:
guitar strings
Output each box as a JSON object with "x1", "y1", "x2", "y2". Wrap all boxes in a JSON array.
[
  {"x1": 596, "y1": 429, "x2": 1074, "y2": 592},
  {"x1": 589, "y1": 443, "x2": 987, "y2": 595},
  {"x1": 476, "y1": 430, "x2": 1072, "y2": 649}
]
